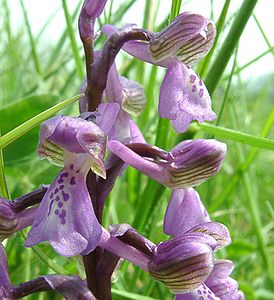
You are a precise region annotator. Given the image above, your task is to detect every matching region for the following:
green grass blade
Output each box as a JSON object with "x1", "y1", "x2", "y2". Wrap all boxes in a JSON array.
[
  {"x1": 198, "y1": 123, "x2": 274, "y2": 150},
  {"x1": 0, "y1": 131, "x2": 10, "y2": 199},
  {"x1": 216, "y1": 45, "x2": 238, "y2": 125},
  {"x1": 3, "y1": 0, "x2": 12, "y2": 42},
  {"x1": 112, "y1": 289, "x2": 158, "y2": 300},
  {"x1": 229, "y1": 106, "x2": 273, "y2": 279},
  {"x1": 224, "y1": 46, "x2": 274, "y2": 79},
  {"x1": 46, "y1": 1, "x2": 82, "y2": 71},
  {"x1": 205, "y1": 0, "x2": 258, "y2": 94},
  {"x1": 210, "y1": 107, "x2": 274, "y2": 211},
  {"x1": 0, "y1": 94, "x2": 83, "y2": 150},
  {"x1": 19, "y1": 0, "x2": 43, "y2": 76},
  {"x1": 61, "y1": 0, "x2": 84, "y2": 79},
  {"x1": 253, "y1": 14, "x2": 274, "y2": 57}
]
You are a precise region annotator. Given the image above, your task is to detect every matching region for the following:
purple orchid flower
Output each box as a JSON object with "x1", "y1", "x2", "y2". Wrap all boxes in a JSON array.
[
  {"x1": 25, "y1": 116, "x2": 107, "y2": 256},
  {"x1": 164, "y1": 188, "x2": 244, "y2": 299},
  {"x1": 107, "y1": 139, "x2": 226, "y2": 189},
  {"x1": 103, "y1": 12, "x2": 216, "y2": 133},
  {"x1": 0, "y1": 245, "x2": 12, "y2": 299},
  {"x1": 148, "y1": 189, "x2": 230, "y2": 294},
  {"x1": 0, "y1": 197, "x2": 37, "y2": 241}
]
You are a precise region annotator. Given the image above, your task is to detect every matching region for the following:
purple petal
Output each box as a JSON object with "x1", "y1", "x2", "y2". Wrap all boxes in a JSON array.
[
  {"x1": 149, "y1": 240, "x2": 214, "y2": 294},
  {"x1": 96, "y1": 103, "x2": 120, "y2": 135},
  {"x1": 206, "y1": 277, "x2": 240, "y2": 300},
  {"x1": 43, "y1": 274, "x2": 95, "y2": 299},
  {"x1": 0, "y1": 245, "x2": 12, "y2": 298},
  {"x1": 107, "y1": 140, "x2": 166, "y2": 181},
  {"x1": 187, "y1": 222, "x2": 231, "y2": 250},
  {"x1": 167, "y1": 139, "x2": 226, "y2": 188},
  {"x1": 38, "y1": 116, "x2": 107, "y2": 178},
  {"x1": 108, "y1": 139, "x2": 226, "y2": 189},
  {"x1": 175, "y1": 284, "x2": 220, "y2": 299},
  {"x1": 206, "y1": 260, "x2": 234, "y2": 282},
  {"x1": 104, "y1": 63, "x2": 123, "y2": 103},
  {"x1": 120, "y1": 76, "x2": 146, "y2": 116},
  {"x1": 164, "y1": 188, "x2": 210, "y2": 236},
  {"x1": 159, "y1": 62, "x2": 216, "y2": 133},
  {"x1": 150, "y1": 12, "x2": 215, "y2": 64},
  {"x1": 26, "y1": 155, "x2": 102, "y2": 256},
  {"x1": 130, "y1": 119, "x2": 146, "y2": 143}
]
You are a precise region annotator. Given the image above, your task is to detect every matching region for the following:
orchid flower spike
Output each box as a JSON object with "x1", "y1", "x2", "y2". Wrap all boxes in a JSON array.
[
  {"x1": 26, "y1": 116, "x2": 107, "y2": 256},
  {"x1": 107, "y1": 139, "x2": 226, "y2": 189},
  {"x1": 0, "y1": 197, "x2": 37, "y2": 241},
  {"x1": 103, "y1": 12, "x2": 216, "y2": 133}
]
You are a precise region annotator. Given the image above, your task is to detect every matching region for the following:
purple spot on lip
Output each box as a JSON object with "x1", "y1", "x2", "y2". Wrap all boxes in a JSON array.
[
  {"x1": 199, "y1": 88, "x2": 204, "y2": 97},
  {"x1": 199, "y1": 79, "x2": 203, "y2": 86},
  {"x1": 60, "y1": 185, "x2": 64, "y2": 190},
  {"x1": 55, "y1": 209, "x2": 59, "y2": 215},
  {"x1": 58, "y1": 179, "x2": 63, "y2": 184},
  {"x1": 190, "y1": 74, "x2": 196, "y2": 83},
  {"x1": 47, "y1": 200, "x2": 54, "y2": 216},
  {"x1": 62, "y1": 191, "x2": 69, "y2": 201},
  {"x1": 70, "y1": 164, "x2": 74, "y2": 170},
  {"x1": 60, "y1": 172, "x2": 68, "y2": 178},
  {"x1": 50, "y1": 193, "x2": 54, "y2": 199},
  {"x1": 70, "y1": 177, "x2": 76, "y2": 185},
  {"x1": 58, "y1": 202, "x2": 63, "y2": 208},
  {"x1": 60, "y1": 209, "x2": 66, "y2": 217},
  {"x1": 54, "y1": 188, "x2": 59, "y2": 194},
  {"x1": 76, "y1": 170, "x2": 80, "y2": 173},
  {"x1": 60, "y1": 218, "x2": 66, "y2": 225},
  {"x1": 198, "y1": 290, "x2": 202, "y2": 295},
  {"x1": 56, "y1": 195, "x2": 60, "y2": 201},
  {"x1": 192, "y1": 85, "x2": 197, "y2": 92}
]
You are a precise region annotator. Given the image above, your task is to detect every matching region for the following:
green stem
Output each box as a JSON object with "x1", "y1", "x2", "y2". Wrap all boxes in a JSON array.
[
  {"x1": 62, "y1": 0, "x2": 84, "y2": 79},
  {"x1": 205, "y1": 0, "x2": 258, "y2": 94}
]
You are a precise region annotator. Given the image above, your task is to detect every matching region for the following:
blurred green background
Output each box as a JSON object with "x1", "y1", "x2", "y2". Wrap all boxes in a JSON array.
[{"x1": 0, "y1": 0, "x2": 273, "y2": 299}]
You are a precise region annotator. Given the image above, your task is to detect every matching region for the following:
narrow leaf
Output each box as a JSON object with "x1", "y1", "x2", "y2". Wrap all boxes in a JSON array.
[{"x1": 0, "y1": 94, "x2": 83, "y2": 150}]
